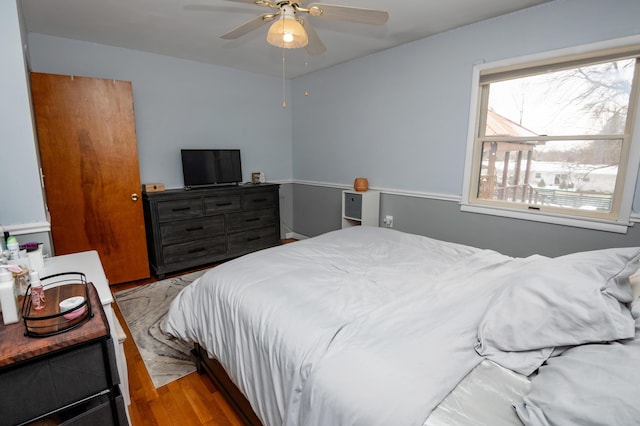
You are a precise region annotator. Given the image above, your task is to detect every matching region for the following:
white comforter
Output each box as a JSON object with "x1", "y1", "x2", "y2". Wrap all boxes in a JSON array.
[{"x1": 163, "y1": 226, "x2": 529, "y2": 426}]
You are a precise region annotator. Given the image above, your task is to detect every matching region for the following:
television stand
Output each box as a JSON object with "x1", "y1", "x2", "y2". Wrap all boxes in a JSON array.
[{"x1": 142, "y1": 184, "x2": 281, "y2": 278}]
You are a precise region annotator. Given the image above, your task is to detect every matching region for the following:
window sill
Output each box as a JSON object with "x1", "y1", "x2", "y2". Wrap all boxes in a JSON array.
[{"x1": 459, "y1": 203, "x2": 631, "y2": 234}]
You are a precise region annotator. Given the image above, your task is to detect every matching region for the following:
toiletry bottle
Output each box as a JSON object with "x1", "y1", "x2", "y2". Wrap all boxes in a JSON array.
[
  {"x1": 29, "y1": 270, "x2": 45, "y2": 311},
  {"x1": 6, "y1": 236, "x2": 19, "y2": 261},
  {"x1": 0, "y1": 266, "x2": 19, "y2": 324}
]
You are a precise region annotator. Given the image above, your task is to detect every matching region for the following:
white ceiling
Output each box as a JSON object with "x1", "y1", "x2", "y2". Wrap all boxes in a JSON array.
[{"x1": 20, "y1": 0, "x2": 552, "y2": 79}]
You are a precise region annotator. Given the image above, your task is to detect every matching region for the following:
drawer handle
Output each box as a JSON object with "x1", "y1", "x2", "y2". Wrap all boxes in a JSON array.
[
  {"x1": 247, "y1": 236, "x2": 261, "y2": 242},
  {"x1": 252, "y1": 198, "x2": 268, "y2": 203},
  {"x1": 216, "y1": 202, "x2": 233, "y2": 206},
  {"x1": 245, "y1": 217, "x2": 260, "y2": 222},
  {"x1": 186, "y1": 226, "x2": 204, "y2": 232},
  {"x1": 172, "y1": 207, "x2": 191, "y2": 212},
  {"x1": 188, "y1": 247, "x2": 206, "y2": 254}
]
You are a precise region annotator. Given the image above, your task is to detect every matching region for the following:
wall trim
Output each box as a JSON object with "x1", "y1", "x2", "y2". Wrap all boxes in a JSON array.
[
  {"x1": 2, "y1": 222, "x2": 51, "y2": 235},
  {"x1": 291, "y1": 180, "x2": 461, "y2": 202}
]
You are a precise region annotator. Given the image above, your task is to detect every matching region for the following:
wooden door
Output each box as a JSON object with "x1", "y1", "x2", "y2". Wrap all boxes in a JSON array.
[{"x1": 30, "y1": 73, "x2": 150, "y2": 285}]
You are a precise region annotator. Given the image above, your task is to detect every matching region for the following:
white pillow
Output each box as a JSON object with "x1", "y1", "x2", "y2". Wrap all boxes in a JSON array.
[
  {"x1": 476, "y1": 247, "x2": 640, "y2": 375},
  {"x1": 515, "y1": 307, "x2": 640, "y2": 425}
]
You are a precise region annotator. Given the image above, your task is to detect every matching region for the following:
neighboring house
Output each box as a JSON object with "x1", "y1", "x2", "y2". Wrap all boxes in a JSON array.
[{"x1": 481, "y1": 110, "x2": 617, "y2": 211}]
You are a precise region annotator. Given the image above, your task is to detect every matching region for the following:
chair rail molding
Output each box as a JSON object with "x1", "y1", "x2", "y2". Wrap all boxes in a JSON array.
[{"x1": 2, "y1": 222, "x2": 51, "y2": 235}]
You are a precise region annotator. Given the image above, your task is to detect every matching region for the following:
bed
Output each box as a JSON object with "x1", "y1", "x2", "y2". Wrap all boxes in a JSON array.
[{"x1": 163, "y1": 226, "x2": 640, "y2": 426}]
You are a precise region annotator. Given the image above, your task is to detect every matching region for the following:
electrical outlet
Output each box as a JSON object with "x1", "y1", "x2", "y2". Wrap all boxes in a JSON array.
[{"x1": 384, "y1": 215, "x2": 393, "y2": 228}]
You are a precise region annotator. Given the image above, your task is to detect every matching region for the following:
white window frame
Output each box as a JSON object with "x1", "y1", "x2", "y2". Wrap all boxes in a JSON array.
[{"x1": 461, "y1": 35, "x2": 640, "y2": 234}]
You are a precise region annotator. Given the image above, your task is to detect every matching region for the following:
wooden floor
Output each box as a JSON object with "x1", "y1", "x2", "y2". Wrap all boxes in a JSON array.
[
  {"x1": 112, "y1": 298, "x2": 245, "y2": 426},
  {"x1": 111, "y1": 240, "x2": 297, "y2": 425}
]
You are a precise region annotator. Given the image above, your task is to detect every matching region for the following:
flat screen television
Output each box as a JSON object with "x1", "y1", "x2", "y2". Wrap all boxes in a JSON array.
[{"x1": 181, "y1": 149, "x2": 242, "y2": 189}]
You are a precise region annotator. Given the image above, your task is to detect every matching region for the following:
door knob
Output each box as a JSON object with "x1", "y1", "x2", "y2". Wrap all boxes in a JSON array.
[{"x1": 131, "y1": 193, "x2": 139, "y2": 201}]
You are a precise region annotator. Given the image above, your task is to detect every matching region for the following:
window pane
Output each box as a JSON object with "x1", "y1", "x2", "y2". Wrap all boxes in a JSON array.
[
  {"x1": 486, "y1": 59, "x2": 635, "y2": 136},
  {"x1": 477, "y1": 139, "x2": 622, "y2": 212}
]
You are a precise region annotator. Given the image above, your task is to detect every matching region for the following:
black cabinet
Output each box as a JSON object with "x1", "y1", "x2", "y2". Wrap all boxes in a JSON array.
[
  {"x1": 143, "y1": 184, "x2": 281, "y2": 278},
  {"x1": 0, "y1": 284, "x2": 127, "y2": 426}
]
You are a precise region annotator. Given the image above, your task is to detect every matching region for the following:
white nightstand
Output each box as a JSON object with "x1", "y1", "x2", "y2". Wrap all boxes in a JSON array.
[{"x1": 342, "y1": 190, "x2": 380, "y2": 228}]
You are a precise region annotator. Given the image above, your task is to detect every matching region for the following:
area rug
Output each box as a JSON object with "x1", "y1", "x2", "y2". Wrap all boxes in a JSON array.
[{"x1": 115, "y1": 269, "x2": 209, "y2": 388}]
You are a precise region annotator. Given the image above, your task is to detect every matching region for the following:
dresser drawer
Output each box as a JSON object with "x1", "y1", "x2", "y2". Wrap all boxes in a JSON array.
[
  {"x1": 204, "y1": 194, "x2": 242, "y2": 214},
  {"x1": 228, "y1": 227, "x2": 278, "y2": 253},
  {"x1": 160, "y1": 216, "x2": 224, "y2": 245},
  {"x1": 162, "y1": 236, "x2": 227, "y2": 265},
  {"x1": 157, "y1": 198, "x2": 203, "y2": 222},
  {"x1": 227, "y1": 208, "x2": 276, "y2": 232},
  {"x1": 242, "y1": 190, "x2": 276, "y2": 210}
]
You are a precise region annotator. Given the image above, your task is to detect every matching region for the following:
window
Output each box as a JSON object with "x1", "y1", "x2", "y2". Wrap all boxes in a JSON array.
[{"x1": 462, "y1": 39, "x2": 640, "y2": 232}]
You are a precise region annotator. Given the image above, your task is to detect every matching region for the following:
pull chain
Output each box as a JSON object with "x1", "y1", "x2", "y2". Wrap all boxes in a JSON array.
[
  {"x1": 282, "y1": 46, "x2": 287, "y2": 108},
  {"x1": 304, "y1": 56, "x2": 309, "y2": 97}
]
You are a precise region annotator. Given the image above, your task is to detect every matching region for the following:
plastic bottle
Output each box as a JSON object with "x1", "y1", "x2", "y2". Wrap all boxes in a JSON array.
[
  {"x1": 29, "y1": 270, "x2": 45, "y2": 311},
  {"x1": 6, "y1": 236, "x2": 19, "y2": 261},
  {"x1": 0, "y1": 226, "x2": 5, "y2": 253},
  {"x1": 0, "y1": 266, "x2": 19, "y2": 324}
]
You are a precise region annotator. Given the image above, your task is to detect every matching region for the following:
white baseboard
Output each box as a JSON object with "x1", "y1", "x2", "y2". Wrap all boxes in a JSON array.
[{"x1": 285, "y1": 231, "x2": 309, "y2": 240}]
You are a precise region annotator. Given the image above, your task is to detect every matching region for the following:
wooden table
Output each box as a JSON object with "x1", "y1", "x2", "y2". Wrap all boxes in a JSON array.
[
  {"x1": 0, "y1": 283, "x2": 127, "y2": 425},
  {"x1": 0, "y1": 282, "x2": 107, "y2": 366}
]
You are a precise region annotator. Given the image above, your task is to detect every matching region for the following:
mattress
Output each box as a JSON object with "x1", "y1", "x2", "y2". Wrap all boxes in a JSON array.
[
  {"x1": 164, "y1": 226, "x2": 529, "y2": 425},
  {"x1": 163, "y1": 226, "x2": 640, "y2": 426}
]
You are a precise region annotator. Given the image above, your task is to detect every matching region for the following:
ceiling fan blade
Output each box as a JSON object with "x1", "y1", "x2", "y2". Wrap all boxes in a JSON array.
[
  {"x1": 300, "y1": 18, "x2": 326, "y2": 56},
  {"x1": 306, "y1": 3, "x2": 388, "y2": 25},
  {"x1": 184, "y1": 5, "x2": 220, "y2": 12},
  {"x1": 220, "y1": 13, "x2": 276, "y2": 39}
]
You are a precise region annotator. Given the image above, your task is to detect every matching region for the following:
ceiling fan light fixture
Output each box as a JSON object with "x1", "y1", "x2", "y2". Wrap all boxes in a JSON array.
[{"x1": 266, "y1": 6, "x2": 308, "y2": 49}]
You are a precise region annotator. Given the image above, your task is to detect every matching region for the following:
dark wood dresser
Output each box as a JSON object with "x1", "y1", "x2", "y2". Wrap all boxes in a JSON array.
[
  {"x1": 0, "y1": 283, "x2": 127, "y2": 425},
  {"x1": 143, "y1": 183, "x2": 281, "y2": 278}
]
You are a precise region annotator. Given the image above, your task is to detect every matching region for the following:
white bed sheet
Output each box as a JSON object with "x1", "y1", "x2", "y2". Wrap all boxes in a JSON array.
[
  {"x1": 425, "y1": 359, "x2": 530, "y2": 426},
  {"x1": 163, "y1": 226, "x2": 531, "y2": 425}
]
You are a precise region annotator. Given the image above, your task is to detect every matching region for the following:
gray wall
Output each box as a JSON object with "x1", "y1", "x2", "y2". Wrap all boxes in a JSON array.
[
  {"x1": 0, "y1": 1, "x2": 46, "y2": 227},
  {"x1": 5, "y1": 0, "x2": 640, "y2": 258},
  {"x1": 24, "y1": 33, "x2": 296, "y2": 239},
  {"x1": 290, "y1": 0, "x2": 640, "y2": 256},
  {"x1": 27, "y1": 33, "x2": 294, "y2": 189},
  {"x1": 293, "y1": 185, "x2": 640, "y2": 257}
]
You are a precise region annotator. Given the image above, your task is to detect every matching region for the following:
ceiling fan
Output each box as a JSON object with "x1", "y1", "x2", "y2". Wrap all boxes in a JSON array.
[{"x1": 213, "y1": 0, "x2": 389, "y2": 55}]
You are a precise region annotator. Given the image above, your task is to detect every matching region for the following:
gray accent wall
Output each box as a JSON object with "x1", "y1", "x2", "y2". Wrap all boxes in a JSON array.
[
  {"x1": 378, "y1": 194, "x2": 640, "y2": 258},
  {"x1": 292, "y1": 185, "x2": 640, "y2": 258},
  {"x1": 290, "y1": 0, "x2": 640, "y2": 256}
]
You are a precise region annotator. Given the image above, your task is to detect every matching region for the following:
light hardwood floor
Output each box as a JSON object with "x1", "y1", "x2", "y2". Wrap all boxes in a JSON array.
[
  {"x1": 112, "y1": 300, "x2": 244, "y2": 426},
  {"x1": 112, "y1": 239, "x2": 297, "y2": 425}
]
